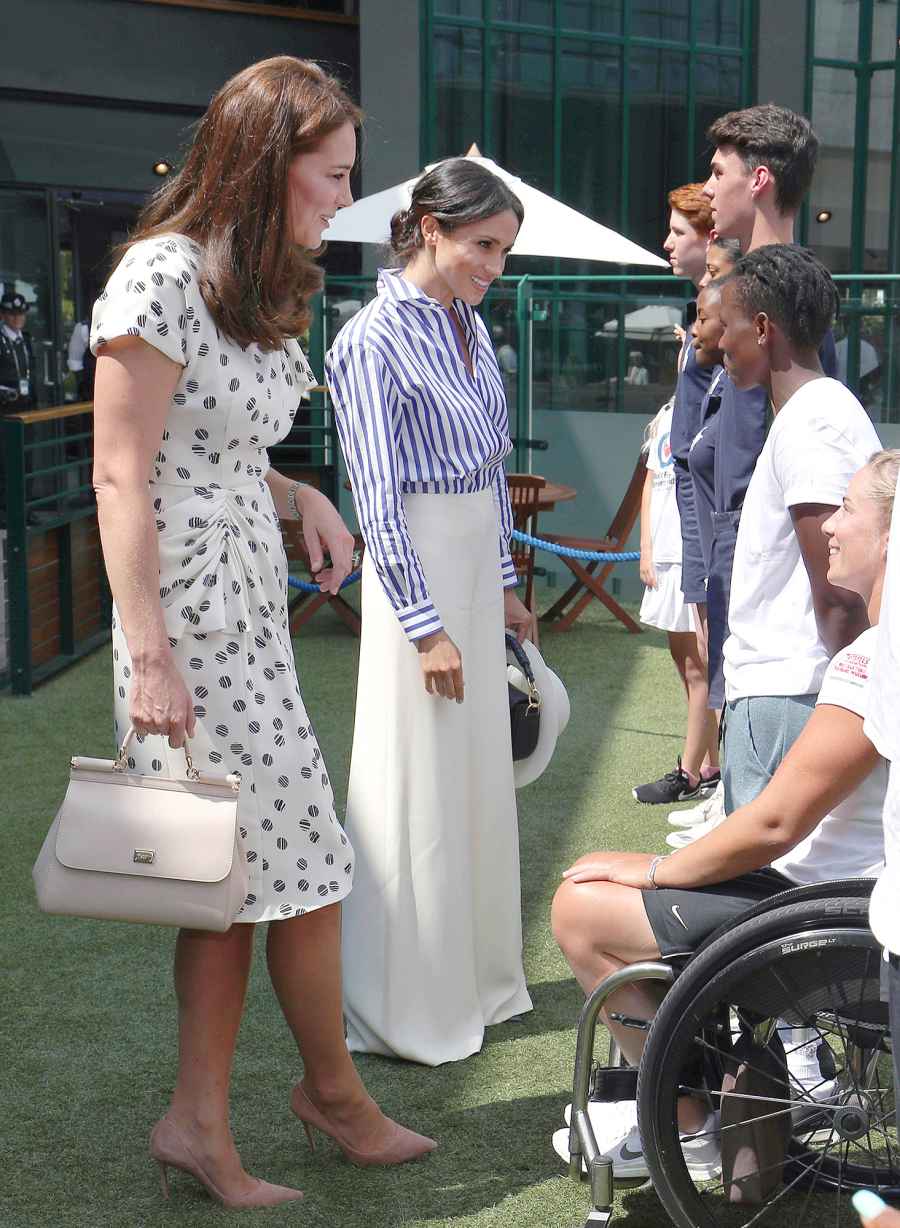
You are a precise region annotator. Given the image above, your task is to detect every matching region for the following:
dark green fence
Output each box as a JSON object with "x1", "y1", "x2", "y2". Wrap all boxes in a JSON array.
[
  {"x1": 0, "y1": 394, "x2": 341, "y2": 695},
  {"x1": 3, "y1": 271, "x2": 898, "y2": 693},
  {"x1": 0, "y1": 403, "x2": 107, "y2": 694}
]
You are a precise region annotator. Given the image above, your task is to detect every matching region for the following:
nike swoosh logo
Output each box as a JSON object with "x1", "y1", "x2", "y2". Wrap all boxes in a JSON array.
[
  {"x1": 619, "y1": 1141, "x2": 645, "y2": 1162},
  {"x1": 672, "y1": 904, "x2": 688, "y2": 930}
]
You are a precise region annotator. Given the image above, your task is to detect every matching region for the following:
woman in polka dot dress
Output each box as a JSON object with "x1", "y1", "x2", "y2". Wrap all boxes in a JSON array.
[{"x1": 90, "y1": 58, "x2": 435, "y2": 1210}]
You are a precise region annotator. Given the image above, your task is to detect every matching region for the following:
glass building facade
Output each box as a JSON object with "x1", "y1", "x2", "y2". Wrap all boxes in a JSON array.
[
  {"x1": 803, "y1": 0, "x2": 900, "y2": 275},
  {"x1": 424, "y1": 1, "x2": 753, "y2": 260}
]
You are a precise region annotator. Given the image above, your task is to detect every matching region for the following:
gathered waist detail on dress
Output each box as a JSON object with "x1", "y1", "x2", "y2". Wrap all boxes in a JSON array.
[
  {"x1": 150, "y1": 477, "x2": 283, "y2": 642},
  {"x1": 151, "y1": 478, "x2": 267, "y2": 496}
]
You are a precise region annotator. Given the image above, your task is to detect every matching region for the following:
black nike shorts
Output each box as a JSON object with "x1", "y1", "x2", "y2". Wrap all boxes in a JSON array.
[{"x1": 641, "y1": 867, "x2": 794, "y2": 960}]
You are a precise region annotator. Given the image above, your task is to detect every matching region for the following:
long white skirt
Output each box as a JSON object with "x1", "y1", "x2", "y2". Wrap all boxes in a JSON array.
[{"x1": 341, "y1": 489, "x2": 533, "y2": 1065}]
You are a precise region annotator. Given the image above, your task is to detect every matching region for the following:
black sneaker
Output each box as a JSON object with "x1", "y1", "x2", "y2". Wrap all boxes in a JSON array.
[{"x1": 632, "y1": 759, "x2": 711, "y2": 805}]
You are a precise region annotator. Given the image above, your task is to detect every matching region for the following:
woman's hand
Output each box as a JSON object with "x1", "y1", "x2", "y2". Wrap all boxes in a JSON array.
[
  {"x1": 295, "y1": 484, "x2": 355, "y2": 595},
  {"x1": 416, "y1": 630, "x2": 464, "y2": 703},
  {"x1": 639, "y1": 551, "x2": 657, "y2": 589},
  {"x1": 562, "y1": 851, "x2": 657, "y2": 889},
  {"x1": 129, "y1": 649, "x2": 196, "y2": 747},
  {"x1": 852, "y1": 1191, "x2": 900, "y2": 1227},
  {"x1": 504, "y1": 588, "x2": 536, "y2": 643}
]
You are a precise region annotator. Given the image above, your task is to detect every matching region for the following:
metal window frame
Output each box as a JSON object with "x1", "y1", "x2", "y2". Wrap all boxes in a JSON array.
[
  {"x1": 804, "y1": 0, "x2": 900, "y2": 274},
  {"x1": 804, "y1": 0, "x2": 900, "y2": 410},
  {"x1": 420, "y1": 0, "x2": 754, "y2": 236},
  {"x1": 419, "y1": 0, "x2": 754, "y2": 444}
]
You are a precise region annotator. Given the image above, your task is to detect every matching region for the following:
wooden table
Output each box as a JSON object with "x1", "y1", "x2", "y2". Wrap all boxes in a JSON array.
[
  {"x1": 536, "y1": 480, "x2": 577, "y2": 512},
  {"x1": 289, "y1": 478, "x2": 578, "y2": 637}
]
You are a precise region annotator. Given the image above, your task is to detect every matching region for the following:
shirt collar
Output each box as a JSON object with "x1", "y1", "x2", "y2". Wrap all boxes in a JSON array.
[
  {"x1": 377, "y1": 267, "x2": 445, "y2": 312},
  {"x1": 1, "y1": 322, "x2": 22, "y2": 342},
  {"x1": 376, "y1": 267, "x2": 480, "y2": 373}
]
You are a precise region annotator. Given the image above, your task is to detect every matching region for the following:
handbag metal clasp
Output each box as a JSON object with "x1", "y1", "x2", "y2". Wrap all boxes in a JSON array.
[
  {"x1": 526, "y1": 683, "x2": 542, "y2": 713},
  {"x1": 133, "y1": 849, "x2": 156, "y2": 865}
]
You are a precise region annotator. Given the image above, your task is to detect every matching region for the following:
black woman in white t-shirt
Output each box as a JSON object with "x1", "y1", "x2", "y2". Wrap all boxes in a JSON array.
[
  {"x1": 550, "y1": 448, "x2": 899, "y2": 1182},
  {"x1": 717, "y1": 245, "x2": 881, "y2": 813}
]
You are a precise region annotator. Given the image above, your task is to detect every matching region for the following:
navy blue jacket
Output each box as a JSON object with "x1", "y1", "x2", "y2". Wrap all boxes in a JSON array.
[
  {"x1": 671, "y1": 304, "x2": 715, "y2": 604},
  {"x1": 686, "y1": 367, "x2": 726, "y2": 586}
]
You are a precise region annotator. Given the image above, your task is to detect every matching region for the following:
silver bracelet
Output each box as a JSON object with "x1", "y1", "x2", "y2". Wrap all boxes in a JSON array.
[
  {"x1": 646, "y1": 854, "x2": 667, "y2": 889},
  {"x1": 287, "y1": 481, "x2": 303, "y2": 521}
]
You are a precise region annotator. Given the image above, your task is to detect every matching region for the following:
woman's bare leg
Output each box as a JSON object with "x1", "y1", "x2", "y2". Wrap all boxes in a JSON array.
[
  {"x1": 166, "y1": 923, "x2": 259, "y2": 1193},
  {"x1": 266, "y1": 904, "x2": 404, "y2": 1151},
  {"x1": 552, "y1": 874, "x2": 707, "y2": 1132},
  {"x1": 668, "y1": 630, "x2": 719, "y2": 781}
]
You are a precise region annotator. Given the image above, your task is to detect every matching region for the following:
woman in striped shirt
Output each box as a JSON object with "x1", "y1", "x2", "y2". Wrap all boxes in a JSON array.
[{"x1": 326, "y1": 159, "x2": 535, "y2": 1064}]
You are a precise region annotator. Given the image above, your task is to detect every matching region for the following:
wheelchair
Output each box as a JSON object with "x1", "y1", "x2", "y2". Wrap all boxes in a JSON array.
[{"x1": 564, "y1": 879, "x2": 898, "y2": 1227}]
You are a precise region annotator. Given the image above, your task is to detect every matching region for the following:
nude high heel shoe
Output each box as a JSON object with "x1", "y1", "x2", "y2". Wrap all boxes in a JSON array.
[
  {"x1": 290, "y1": 1083, "x2": 437, "y2": 1167},
  {"x1": 149, "y1": 1117, "x2": 304, "y2": 1208}
]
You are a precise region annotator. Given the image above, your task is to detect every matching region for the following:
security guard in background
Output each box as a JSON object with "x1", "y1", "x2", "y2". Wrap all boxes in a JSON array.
[{"x1": 0, "y1": 288, "x2": 36, "y2": 413}]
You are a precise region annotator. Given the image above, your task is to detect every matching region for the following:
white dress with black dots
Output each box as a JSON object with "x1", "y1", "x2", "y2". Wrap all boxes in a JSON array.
[{"x1": 91, "y1": 233, "x2": 354, "y2": 923}]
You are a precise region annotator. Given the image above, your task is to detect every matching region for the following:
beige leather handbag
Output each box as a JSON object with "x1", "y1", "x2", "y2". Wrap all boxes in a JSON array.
[{"x1": 32, "y1": 727, "x2": 249, "y2": 932}]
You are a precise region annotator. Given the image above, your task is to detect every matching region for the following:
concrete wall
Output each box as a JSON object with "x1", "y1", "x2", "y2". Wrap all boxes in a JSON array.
[
  {"x1": 2, "y1": 0, "x2": 358, "y2": 192},
  {"x1": 755, "y1": 0, "x2": 807, "y2": 113},
  {"x1": 357, "y1": 0, "x2": 420, "y2": 274}
]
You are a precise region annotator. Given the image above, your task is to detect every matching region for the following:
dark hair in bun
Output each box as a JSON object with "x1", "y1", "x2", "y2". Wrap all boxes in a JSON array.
[{"x1": 389, "y1": 158, "x2": 524, "y2": 264}]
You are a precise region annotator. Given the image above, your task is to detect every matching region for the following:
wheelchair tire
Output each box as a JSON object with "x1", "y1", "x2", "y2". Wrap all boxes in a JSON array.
[{"x1": 636, "y1": 896, "x2": 897, "y2": 1228}]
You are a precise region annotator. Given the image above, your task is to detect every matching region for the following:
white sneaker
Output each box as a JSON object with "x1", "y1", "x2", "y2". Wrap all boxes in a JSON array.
[
  {"x1": 554, "y1": 1100, "x2": 639, "y2": 1176},
  {"x1": 553, "y1": 1111, "x2": 721, "y2": 1181},
  {"x1": 563, "y1": 1099, "x2": 638, "y2": 1140},
  {"x1": 666, "y1": 804, "x2": 728, "y2": 849},
  {"x1": 552, "y1": 1122, "x2": 649, "y2": 1179},
  {"x1": 679, "y1": 1113, "x2": 723, "y2": 1179},
  {"x1": 791, "y1": 1078, "x2": 840, "y2": 1135},
  {"x1": 668, "y1": 781, "x2": 725, "y2": 828}
]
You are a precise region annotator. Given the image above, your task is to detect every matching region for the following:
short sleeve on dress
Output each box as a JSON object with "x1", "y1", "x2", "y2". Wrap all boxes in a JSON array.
[{"x1": 91, "y1": 236, "x2": 193, "y2": 368}]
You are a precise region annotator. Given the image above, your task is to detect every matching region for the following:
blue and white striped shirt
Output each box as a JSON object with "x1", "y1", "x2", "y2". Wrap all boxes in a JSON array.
[{"x1": 326, "y1": 268, "x2": 517, "y2": 642}]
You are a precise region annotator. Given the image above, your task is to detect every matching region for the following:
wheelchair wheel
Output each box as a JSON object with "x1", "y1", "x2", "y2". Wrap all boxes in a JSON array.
[{"x1": 637, "y1": 896, "x2": 898, "y2": 1228}]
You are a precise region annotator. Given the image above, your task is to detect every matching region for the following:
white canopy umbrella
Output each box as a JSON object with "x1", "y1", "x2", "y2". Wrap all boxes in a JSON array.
[
  {"x1": 323, "y1": 147, "x2": 668, "y2": 268},
  {"x1": 599, "y1": 304, "x2": 683, "y2": 340}
]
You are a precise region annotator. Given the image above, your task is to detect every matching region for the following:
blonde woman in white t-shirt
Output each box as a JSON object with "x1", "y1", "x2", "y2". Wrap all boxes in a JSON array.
[
  {"x1": 635, "y1": 401, "x2": 720, "y2": 805},
  {"x1": 551, "y1": 449, "x2": 898, "y2": 1181}
]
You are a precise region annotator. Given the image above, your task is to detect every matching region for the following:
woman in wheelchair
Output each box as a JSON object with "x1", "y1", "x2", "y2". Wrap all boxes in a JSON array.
[{"x1": 552, "y1": 448, "x2": 900, "y2": 1179}]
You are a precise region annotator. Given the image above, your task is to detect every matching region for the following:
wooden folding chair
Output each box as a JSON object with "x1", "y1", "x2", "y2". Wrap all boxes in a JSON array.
[
  {"x1": 506, "y1": 473, "x2": 546, "y2": 609},
  {"x1": 540, "y1": 453, "x2": 646, "y2": 634}
]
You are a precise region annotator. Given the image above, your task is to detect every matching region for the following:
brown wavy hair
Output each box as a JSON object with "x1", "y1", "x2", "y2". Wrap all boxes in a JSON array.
[{"x1": 123, "y1": 56, "x2": 362, "y2": 349}]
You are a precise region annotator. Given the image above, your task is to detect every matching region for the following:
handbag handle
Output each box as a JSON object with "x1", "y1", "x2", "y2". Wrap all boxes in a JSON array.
[
  {"x1": 505, "y1": 632, "x2": 541, "y2": 711},
  {"x1": 114, "y1": 725, "x2": 200, "y2": 782}
]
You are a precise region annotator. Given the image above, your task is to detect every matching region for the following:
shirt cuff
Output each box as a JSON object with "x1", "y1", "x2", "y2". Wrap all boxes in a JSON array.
[
  {"x1": 500, "y1": 554, "x2": 518, "y2": 588},
  {"x1": 398, "y1": 600, "x2": 444, "y2": 643},
  {"x1": 681, "y1": 581, "x2": 708, "y2": 604}
]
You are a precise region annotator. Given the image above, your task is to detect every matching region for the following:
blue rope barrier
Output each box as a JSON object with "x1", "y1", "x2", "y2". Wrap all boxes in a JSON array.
[
  {"x1": 288, "y1": 569, "x2": 361, "y2": 594},
  {"x1": 287, "y1": 533, "x2": 638, "y2": 594},
  {"x1": 511, "y1": 529, "x2": 640, "y2": 563}
]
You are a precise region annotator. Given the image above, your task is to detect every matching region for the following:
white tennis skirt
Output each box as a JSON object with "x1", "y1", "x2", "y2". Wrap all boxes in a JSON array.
[
  {"x1": 340, "y1": 489, "x2": 533, "y2": 1065},
  {"x1": 640, "y1": 561, "x2": 693, "y2": 633}
]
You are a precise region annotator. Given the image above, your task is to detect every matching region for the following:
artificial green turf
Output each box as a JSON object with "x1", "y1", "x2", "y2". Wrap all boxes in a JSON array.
[{"x1": 1, "y1": 601, "x2": 690, "y2": 1228}]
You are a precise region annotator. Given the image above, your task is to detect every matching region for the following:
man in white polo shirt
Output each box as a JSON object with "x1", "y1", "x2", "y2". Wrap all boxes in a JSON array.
[{"x1": 719, "y1": 245, "x2": 881, "y2": 811}]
